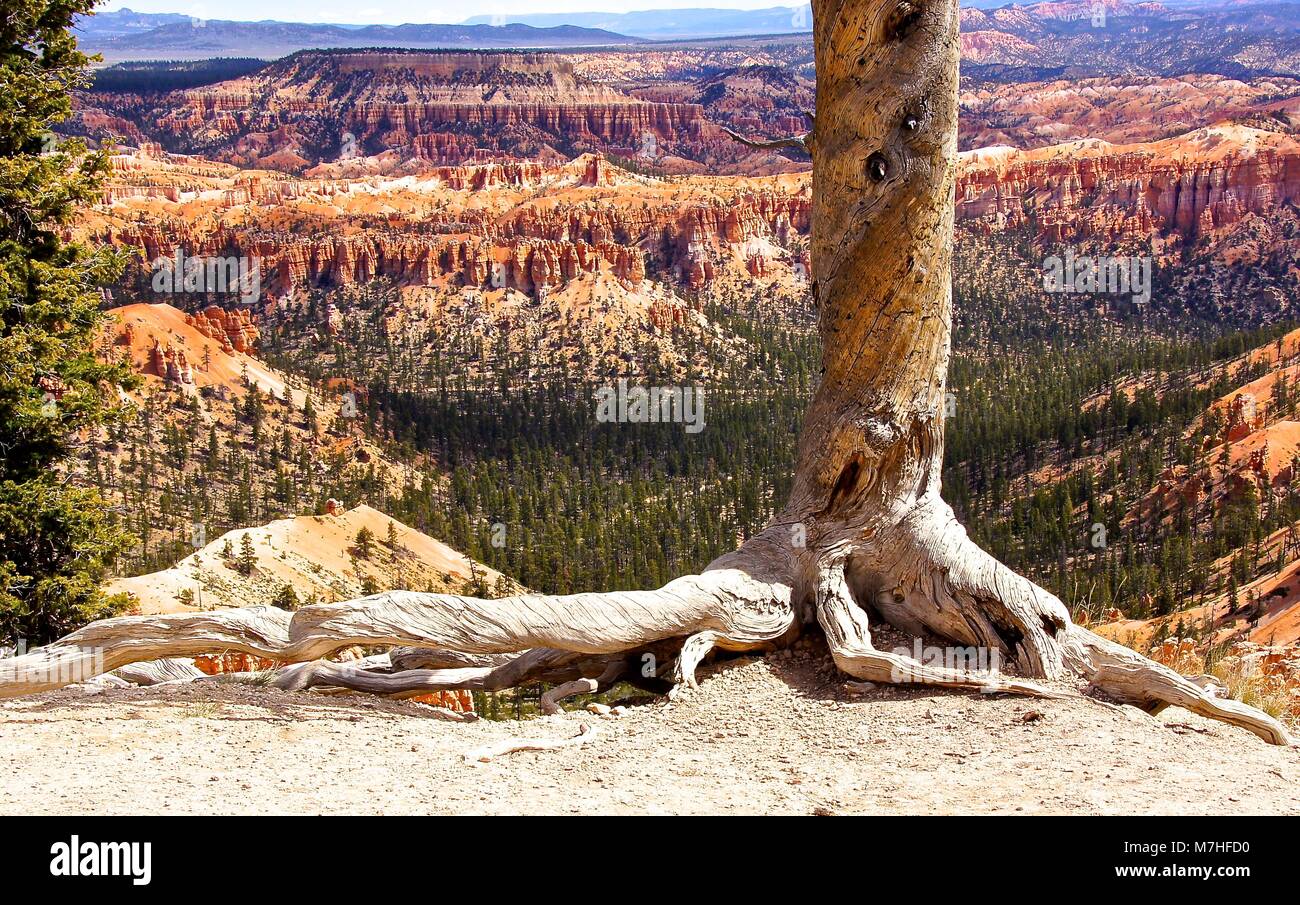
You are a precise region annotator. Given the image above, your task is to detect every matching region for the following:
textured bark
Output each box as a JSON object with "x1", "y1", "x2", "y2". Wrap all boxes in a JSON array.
[
  {"x1": 111, "y1": 658, "x2": 207, "y2": 686},
  {"x1": 540, "y1": 678, "x2": 601, "y2": 715},
  {"x1": 0, "y1": 0, "x2": 1291, "y2": 747}
]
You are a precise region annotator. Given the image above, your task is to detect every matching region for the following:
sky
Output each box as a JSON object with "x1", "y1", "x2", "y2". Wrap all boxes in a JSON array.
[{"x1": 99, "y1": 0, "x2": 807, "y2": 27}]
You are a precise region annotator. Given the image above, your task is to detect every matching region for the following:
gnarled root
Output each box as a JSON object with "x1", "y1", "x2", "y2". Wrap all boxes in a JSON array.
[
  {"x1": 850, "y1": 492, "x2": 1071, "y2": 680},
  {"x1": 668, "y1": 631, "x2": 722, "y2": 698},
  {"x1": 1062, "y1": 627, "x2": 1294, "y2": 746},
  {"x1": 0, "y1": 537, "x2": 798, "y2": 699},
  {"x1": 2, "y1": 500, "x2": 1289, "y2": 747},
  {"x1": 540, "y1": 679, "x2": 599, "y2": 715},
  {"x1": 0, "y1": 607, "x2": 295, "y2": 697},
  {"x1": 111, "y1": 657, "x2": 207, "y2": 686},
  {"x1": 836, "y1": 493, "x2": 1294, "y2": 745},
  {"x1": 465, "y1": 722, "x2": 601, "y2": 763},
  {"x1": 538, "y1": 656, "x2": 635, "y2": 714},
  {"x1": 195, "y1": 646, "x2": 643, "y2": 705},
  {"x1": 666, "y1": 629, "x2": 782, "y2": 700},
  {"x1": 815, "y1": 563, "x2": 1061, "y2": 698},
  {"x1": 263, "y1": 660, "x2": 492, "y2": 698},
  {"x1": 388, "y1": 647, "x2": 518, "y2": 671}
]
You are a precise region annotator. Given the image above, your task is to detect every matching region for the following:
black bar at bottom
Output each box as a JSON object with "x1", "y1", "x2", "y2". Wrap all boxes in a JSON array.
[{"x1": 0, "y1": 816, "x2": 1280, "y2": 892}]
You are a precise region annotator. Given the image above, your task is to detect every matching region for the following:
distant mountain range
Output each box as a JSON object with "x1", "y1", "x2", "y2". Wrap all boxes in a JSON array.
[
  {"x1": 74, "y1": 8, "x2": 195, "y2": 39},
  {"x1": 76, "y1": 10, "x2": 643, "y2": 61},
  {"x1": 78, "y1": 2, "x2": 1057, "y2": 54},
  {"x1": 463, "y1": 5, "x2": 815, "y2": 39},
  {"x1": 463, "y1": 2, "x2": 1150, "y2": 39},
  {"x1": 76, "y1": 1, "x2": 1300, "y2": 61},
  {"x1": 465, "y1": 3, "x2": 1082, "y2": 39}
]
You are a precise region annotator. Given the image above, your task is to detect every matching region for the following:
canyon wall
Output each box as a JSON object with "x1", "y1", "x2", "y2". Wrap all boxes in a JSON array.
[
  {"x1": 958, "y1": 127, "x2": 1300, "y2": 246},
  {"x1": 87, "y1": 125, "x2": 1299, "y2": 307},
  {"x1": 84, "y1": 50, "x2": 715, "y2": 172},
  {"x1": 91, "y1": 152, "x2": 812, "y2": 299}
]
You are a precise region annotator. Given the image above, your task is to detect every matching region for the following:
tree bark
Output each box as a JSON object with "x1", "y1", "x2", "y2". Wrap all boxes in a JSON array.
[{"x1": 0, "y1": 0, "x2": 1291, "y2": 746}]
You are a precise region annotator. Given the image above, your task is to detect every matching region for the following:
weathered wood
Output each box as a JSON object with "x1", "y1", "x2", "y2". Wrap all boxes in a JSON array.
[
  {"x1": 112, "y1": 658, "x2": 206, "y2": 686},
  {"x1": 388, "y1": 647, "x2": 518, "y2": 671},
  {"x1": 815, "y1": 565, "x2": 1061, "y2": 698},
  {"x1": 267, "y1": 661, "x2": 492, "y2": 699},
  {"x1": 0, "y1": 549, "x2": 796, "y2": 700},
  {"x1": 540, "y1": 679, "x2": 599, "y2": 715},
  {"x1": 721, "y1": 126, "x2": 810, "y2": 154},
  {"x1": 0, "y1": 607, "x2": 293, "y2": 697},
  {"x1": 1063, "y1": 628, "x2": 1293, "y2": 745}
]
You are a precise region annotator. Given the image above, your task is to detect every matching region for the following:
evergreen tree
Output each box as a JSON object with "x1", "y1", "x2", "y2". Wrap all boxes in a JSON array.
[
  {"x1": 271, "y1": 583, "x2": 299, "y2": 611},
  {"x1": 236, "y1": 534, "x2": 257, "y2": 576},
  {"x1": 0, "y1": 1, "x2": 135, "y2": 643},
  {"x1": 302, "y1": 394, "x2": 317, "y2": 436},
  {"x1": 354, "y1": 526, "x2": 375, "y2": 560}
]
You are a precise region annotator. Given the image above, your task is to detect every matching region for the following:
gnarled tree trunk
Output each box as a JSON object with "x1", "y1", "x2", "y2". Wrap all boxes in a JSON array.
[{"x1": 0, "y1": 0, "x2": 1291, "y2": 746}]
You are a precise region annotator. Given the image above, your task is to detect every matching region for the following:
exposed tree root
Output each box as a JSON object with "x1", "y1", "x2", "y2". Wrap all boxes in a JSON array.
[
  {"x1": 858, "y1": 493, "x2": 1072, "y2": 680},
  {"x1": 200, "y1": 647, "x2": 633, "y2": 705},
  {"x1": 819, "y1": 496, "x2": 1294, "y2": 745},
  {"x1": 388, "y1": 647, "x2": 518, "y2": 671},
  {"x1": 0, "y1": 503, "x2": 1290, "y2": 745},
  {"x1": 0, "y1": 540, "x2": 1291, "y2": 744},
  {"x1": 1062, "y1": 627, "x2": 1293, "y2": 746},
  {"x1": 667, "y1": 630, "x2": 777, "y2": 700},
  {"x1": 465, "y1": 722, "x2": 601, "y2": 763},
  {"x1": 0, "y1": 542, "x2": 796, "y2": 699},
  {"x1": 0, "y1": 607, "x2": 295, "y2": 697},
  {"x1": 668, "y1": 631, "x2": 722, "y2": 698},
  {"x1": 816, "y1": 562, "x2": 1062, "y2": 698},
  {"x1": 111, "y1": 657, "x2": 207, "y2": 687},
  {"x1": 540, "y1": 678, "x2": 600, "y2": 715},
  {"x1": 0, "y1": 520, "x2": 1293, "y2": 745},
  {"x1": 264, "y1": 660, "x2": 493, "y2": 698}
]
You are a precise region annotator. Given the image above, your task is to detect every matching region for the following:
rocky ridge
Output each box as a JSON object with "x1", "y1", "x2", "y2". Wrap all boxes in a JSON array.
[{"x1": 87, "y1": 124, "x2": 1300, "y2": 303}]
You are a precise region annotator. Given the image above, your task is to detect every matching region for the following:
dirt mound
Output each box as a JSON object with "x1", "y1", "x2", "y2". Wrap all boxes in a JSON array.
[{"x1": 107, "y1": 504, "x2": 510, "y2": 614}]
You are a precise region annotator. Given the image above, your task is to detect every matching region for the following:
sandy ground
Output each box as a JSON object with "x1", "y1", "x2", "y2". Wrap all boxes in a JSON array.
[{"x1": 3, "y1": 641, "x2": 1299, "y2": 815}]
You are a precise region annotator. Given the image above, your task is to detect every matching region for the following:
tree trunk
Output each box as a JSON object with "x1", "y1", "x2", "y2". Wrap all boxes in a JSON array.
[{"x1": 0, "y1": 0, "x2": 1291, "y2": 746}]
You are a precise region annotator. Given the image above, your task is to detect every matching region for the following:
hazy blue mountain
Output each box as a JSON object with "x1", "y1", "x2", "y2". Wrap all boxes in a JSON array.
[
  {"x1": 74, "y1": 7, "x2": 195, "y2": 38},
  {"x1": 464, "y1": 5, "x2": 814, "y2": 39},
  {"x1": 79, "y1": 18, "x2": 643, "y2": 61},
  {"x1": 461, "y1": 2, "x2": 1051, "y2": 38}
]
